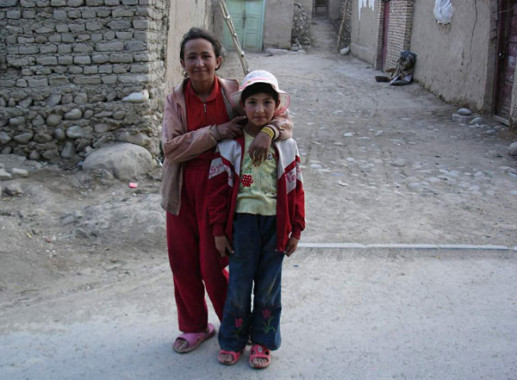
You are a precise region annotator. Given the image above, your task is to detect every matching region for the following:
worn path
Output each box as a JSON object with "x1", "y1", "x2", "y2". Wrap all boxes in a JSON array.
[{"x1": 1, "y1": 17, "x2": 517, "y2": 380}]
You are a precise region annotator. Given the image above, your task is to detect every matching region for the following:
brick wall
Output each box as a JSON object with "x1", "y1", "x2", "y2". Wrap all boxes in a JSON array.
[
  {"x1": 385, "y1": 0, "x2": 414, "y2": 69},
  {"x1": 0, "y1": 0, "x2": 169, "y2": 162}
]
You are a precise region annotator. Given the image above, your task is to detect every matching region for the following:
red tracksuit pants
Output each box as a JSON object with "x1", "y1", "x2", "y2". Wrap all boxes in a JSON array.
[{"x1": 166, "y1": 159, "x2": 229, "y2": 333}]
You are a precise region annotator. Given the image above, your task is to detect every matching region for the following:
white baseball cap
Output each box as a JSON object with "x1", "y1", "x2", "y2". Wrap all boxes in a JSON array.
[{"x1": 231, "y1": 70, "x2": 290, "y2": 116}]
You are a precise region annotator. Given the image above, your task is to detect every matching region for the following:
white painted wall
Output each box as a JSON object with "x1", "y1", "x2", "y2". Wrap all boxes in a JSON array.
[{"x1": 350, "y1": 0, "x2": 378, "y2": 65}]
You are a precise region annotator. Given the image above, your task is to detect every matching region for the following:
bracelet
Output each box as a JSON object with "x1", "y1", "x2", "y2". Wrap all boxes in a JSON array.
[{"x1": 260, "y1": 126, "x2": 275, "y2": 139}]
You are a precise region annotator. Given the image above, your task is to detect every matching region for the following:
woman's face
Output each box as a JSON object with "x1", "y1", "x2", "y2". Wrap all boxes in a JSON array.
[{"x1": 181, "y1": 38, "x2": 222, "y2": 84}]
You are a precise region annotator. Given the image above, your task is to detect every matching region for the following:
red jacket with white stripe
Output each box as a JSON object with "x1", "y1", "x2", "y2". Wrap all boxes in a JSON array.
[{"x1": 207, "y1": 135, "x2": 305, "y2": 252}]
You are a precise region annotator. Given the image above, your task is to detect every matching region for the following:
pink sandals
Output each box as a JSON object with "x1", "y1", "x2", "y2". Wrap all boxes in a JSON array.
[
  {"x1": 173, "y1": 323, "x2": 215, "y2": 354},
  {"x1": 249, "y1": 343, "x2": 271, "y2": 369},
  {"x1": 218, "y1": 349, "x2": 244, "y2": 365}
]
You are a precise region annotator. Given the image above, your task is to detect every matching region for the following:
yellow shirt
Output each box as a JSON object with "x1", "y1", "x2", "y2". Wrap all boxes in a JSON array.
[{"x1": 235, "y1": 131, "x2": 277, "y2": 215}]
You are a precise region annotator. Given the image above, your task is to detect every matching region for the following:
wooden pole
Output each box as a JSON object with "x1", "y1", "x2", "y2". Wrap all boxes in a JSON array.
[
  {"x1": 337, "y1": 0, "x2": 349, "y2": 51},
  {"x1": 219, "y1": 0, "x2": 249, "y2": 75}
]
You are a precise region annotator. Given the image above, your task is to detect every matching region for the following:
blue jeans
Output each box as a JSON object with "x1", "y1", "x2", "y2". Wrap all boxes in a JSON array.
[{"x1": 218, "y1": 213, "x2": 284, "y2": 352}]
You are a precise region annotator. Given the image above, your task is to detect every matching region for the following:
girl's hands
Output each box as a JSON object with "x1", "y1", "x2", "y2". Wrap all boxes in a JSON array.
[
  {"x1": 217, "y1": 116, "x2": 246, "y2": 140},
  {"x1": 284, "y1": 237, "x2": 299, "y2": 257},
  {"x1": 248, "y1": 131, "x2": 272, "y2": 165},
  {"x1": 214, "y1": 235, "x2": 234, "y2": 257}
]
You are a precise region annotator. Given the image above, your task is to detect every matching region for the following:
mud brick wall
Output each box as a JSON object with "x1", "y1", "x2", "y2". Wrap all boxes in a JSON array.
[
  {"x1": 384, "y1": 0, "x2": 414, "y2": 70},
  {"x1": 0, "y1": 0, "x2": 169, "y2": 162}
]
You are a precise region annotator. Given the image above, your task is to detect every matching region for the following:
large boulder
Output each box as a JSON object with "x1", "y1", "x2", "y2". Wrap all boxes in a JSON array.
[
  {"x1": 509, "y1": 141, "x2": 517, "y2": 156},
  {"x1": 82, "y1": 143, "x2": 153, "y2": 181}
]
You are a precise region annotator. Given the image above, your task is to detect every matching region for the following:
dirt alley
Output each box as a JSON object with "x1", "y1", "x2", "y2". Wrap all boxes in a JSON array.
[{"x1": 0, "y1": 17, "x2": 516, "y2": 377}]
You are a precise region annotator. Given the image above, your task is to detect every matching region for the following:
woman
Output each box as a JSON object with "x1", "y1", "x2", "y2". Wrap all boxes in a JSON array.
[{"x1": 161, "y1": 27, "x2": 292, "y2": 354}]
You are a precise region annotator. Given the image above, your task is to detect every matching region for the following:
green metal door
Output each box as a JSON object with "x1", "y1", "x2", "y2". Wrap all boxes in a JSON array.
[{"x1": 223, "y1": 0, "x2": 265, "y2": 51}]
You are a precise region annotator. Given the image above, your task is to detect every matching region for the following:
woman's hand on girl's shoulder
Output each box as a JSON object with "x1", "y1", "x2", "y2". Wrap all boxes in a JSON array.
[{"x1": 217, "y1": 116, "x2": 246, "y2": 140}]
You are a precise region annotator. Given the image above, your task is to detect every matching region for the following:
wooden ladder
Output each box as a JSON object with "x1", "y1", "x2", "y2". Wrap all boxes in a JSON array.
[{"x1": 219, "y1": 0, "x2": 249, "y2": 75}]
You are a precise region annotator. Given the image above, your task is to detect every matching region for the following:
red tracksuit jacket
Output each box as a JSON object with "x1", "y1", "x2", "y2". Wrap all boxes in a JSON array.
[{"x1": 207, "y1": 135, "x2": 305, "y2": 252}]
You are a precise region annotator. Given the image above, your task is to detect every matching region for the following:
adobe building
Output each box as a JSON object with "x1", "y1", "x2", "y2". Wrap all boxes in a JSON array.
[{"x1": 345, "y1": 0, "x2": 517, "y2": 128}]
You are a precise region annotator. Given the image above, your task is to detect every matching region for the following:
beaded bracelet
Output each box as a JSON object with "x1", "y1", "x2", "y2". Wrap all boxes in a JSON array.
[{"x1": 260, "y1": 126, "x2": 275, "y2": 139}]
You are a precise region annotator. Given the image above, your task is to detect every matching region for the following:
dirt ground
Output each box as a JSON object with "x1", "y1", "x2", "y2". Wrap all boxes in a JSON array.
[{"x1": 1, "y1": 16, "x2": 517, "y2": 350}]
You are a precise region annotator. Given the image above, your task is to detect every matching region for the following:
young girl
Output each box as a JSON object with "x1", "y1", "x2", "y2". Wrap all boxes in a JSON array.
[
  {"x1": 161, "y1": 29, "x2": 293, "y2": 354},
  {"x1": 207, "y1": 70, "x2": 305, "y2": 368}
]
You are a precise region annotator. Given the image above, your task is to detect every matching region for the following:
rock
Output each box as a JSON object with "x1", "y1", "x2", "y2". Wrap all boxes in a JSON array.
[
  {"x1": 34, "y1": 133, "x2": 53, "y2": 143},
  {"x1": 451, "y1": 113, "x2": 470, "y2": 124},
  {"x1": 390, "y1": 159, "x2": 407, "y2": 167},
  {"x1": 61, "y1": 211, "x2": 82, "y2": 225},
  {"x1": 31, "y1": 114, "x2": 45, "y2": 127},
  {"x1": 66, "y1": 125, "x2": 91, "y2": 139},
  {"x1": 47, "y1": 114, "x2": 62, "y2": 127},
  {"x1": 82, "y1": 143, "x2": 153, "y2": 181},
  {"x1": 54, "y1": 128, "x2": 66, "y2": 140},
  {"x1": 29, "y1": 150, "x2": 40, "y2": 160},
  {"x1": 469, "y1": 116, "x2": 483, "y2": 125},
  {"x1": 13, "y1": 132, "x2": 34, "y2": 144},
  {"x1": 11, "y1": 168, "x2": 29, "y2": 178},
  {"x1": 73, "y1": 228, "x2": 90, "y2": 239},
  {"x1": 47, "y1": 93, "x2": 62, "y2": 106},
  {"x1": 457, "y1": 108, "x2": 472, "y2": 116},
  {"x1": 508, "y1": 142, "x2": 517, "y2": 156},
  {"x1": 3, "y1": 183, "x2": 23, "y2": 196},
  {"x1": 9, "y1": 116, "x2": 25, "y2": 127},
  {"x1": 65, "y1": 108, "x2": 83, "y2": 120},
  {"x1": 0, "y1": 132, "x2": 11, "y2": 144},
  {"x1": 340, "y1": 47, "x2": 350, "y2": 55},
  {"x1": 0, "y1": 168, "x2": 12, "y2": 180},
  {"x1": 74, "y1": 93, "x2": 88, "y2": 104},
  {"x1": 122, "y1": 90, "x2": 149, "y2": 103},
  {"x1": 18, "y1": 97, "x2": 33, "y2": 108},
  {"x1": 61, "y1": 141, "x2": 76, "y2": 158},
  {"x1": 265, "y1": 48, "x2": 290, "y2": 56}
]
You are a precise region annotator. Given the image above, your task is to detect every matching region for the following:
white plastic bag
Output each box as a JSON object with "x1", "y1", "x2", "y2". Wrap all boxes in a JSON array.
[{"x1": 434, "y1": 0, "x2": 454, "y2": 24}]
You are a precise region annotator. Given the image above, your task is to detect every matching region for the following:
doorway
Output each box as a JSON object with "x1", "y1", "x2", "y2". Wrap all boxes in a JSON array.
[
  {"x1": 494, "y1": 0, "x2": 517, "y2": 123},
  {"x1": 222, "y1": 0, "x2": 265, "y2": 52},
  {"x1": 313, "y1": 0, "x2": 329, "y2": 16}
]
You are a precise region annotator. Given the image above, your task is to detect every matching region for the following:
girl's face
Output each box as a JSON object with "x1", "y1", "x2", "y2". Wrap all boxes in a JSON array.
[
  {"x1": 181, "y1": 38, "x2": 222, "y2": 84},
  {"x1": 242, "y1": 93, "x2": 278, "y2": 128}
]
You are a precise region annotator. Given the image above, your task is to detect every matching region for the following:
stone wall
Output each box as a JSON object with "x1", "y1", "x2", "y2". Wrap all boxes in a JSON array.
[
  {"x1": 292, "y1": 2, "x2": 311, "y2": 48},
  {"x1": 0, "y1": 0, "x2": 170, "y2": 163},
  {"x1": 336, "y1": 0, "x2": 352, "y2": 50}
]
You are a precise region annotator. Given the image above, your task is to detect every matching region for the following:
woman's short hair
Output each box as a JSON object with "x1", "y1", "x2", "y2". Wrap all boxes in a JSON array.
[{"x1": 180, "y1": 27, "x2": 223, "y2": 60}]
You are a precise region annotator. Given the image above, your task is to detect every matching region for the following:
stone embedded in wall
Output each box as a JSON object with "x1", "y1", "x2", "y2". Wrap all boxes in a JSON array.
[
  {"x1": 65, "y1": 108, "x2": 83, "y2": 120},
  {"x1": 0, "y1": 132, "x2": 12, "y2": 145}
]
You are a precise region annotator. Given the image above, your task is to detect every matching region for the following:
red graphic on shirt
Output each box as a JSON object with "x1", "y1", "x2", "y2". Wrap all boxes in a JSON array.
[{"x1": 241, "y1": 174, "x2": 254, "y2": 187}]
